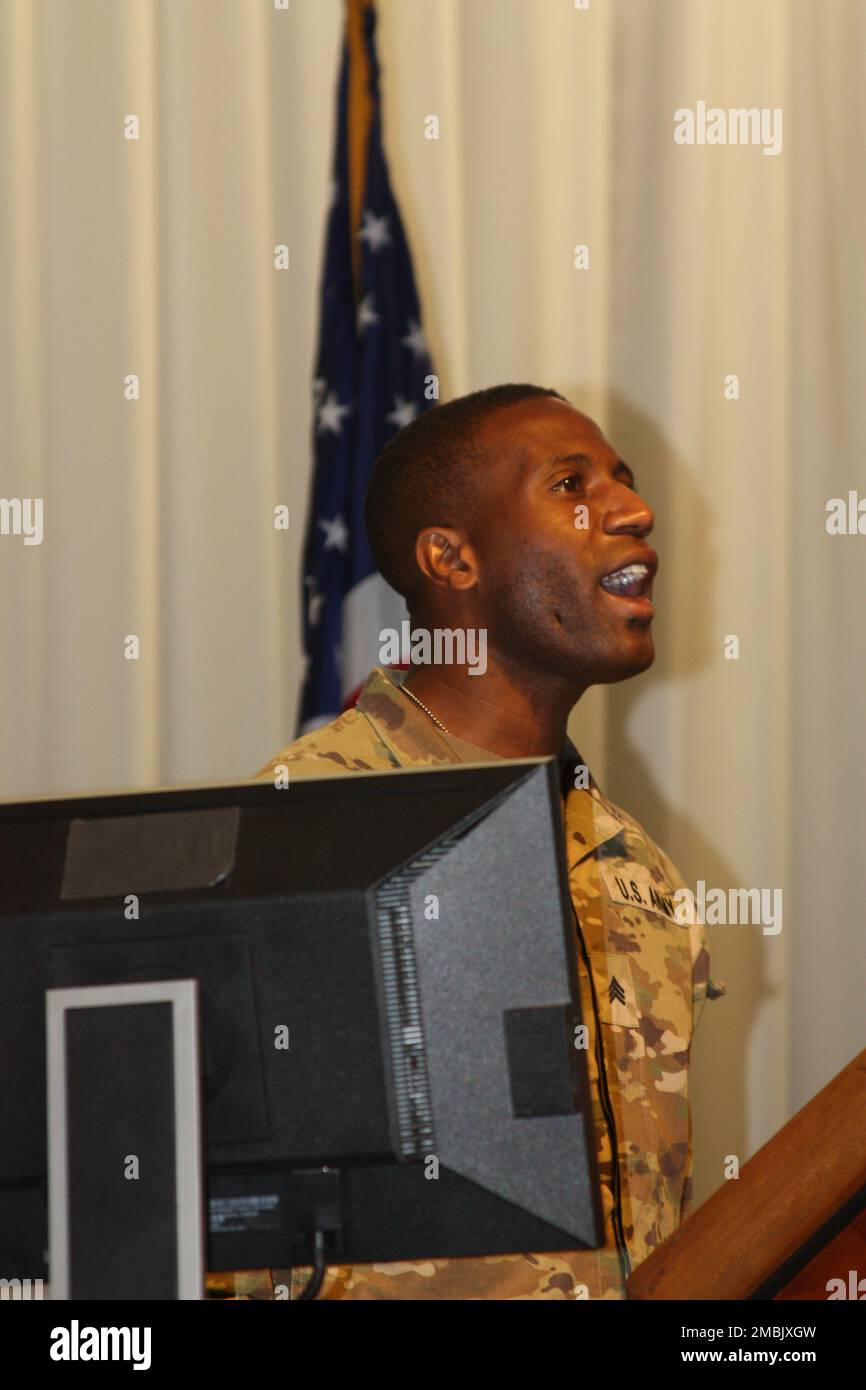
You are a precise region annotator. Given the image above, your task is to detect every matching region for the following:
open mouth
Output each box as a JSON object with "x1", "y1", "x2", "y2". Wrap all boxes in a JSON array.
[{"x1": 599, "y1": 562, "x2": 653, "y2": 600}]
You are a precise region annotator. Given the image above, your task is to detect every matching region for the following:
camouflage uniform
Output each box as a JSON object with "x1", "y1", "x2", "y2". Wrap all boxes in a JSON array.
[{"x1": 206, "y1": 666, "x2": 724, "y2": 1301}]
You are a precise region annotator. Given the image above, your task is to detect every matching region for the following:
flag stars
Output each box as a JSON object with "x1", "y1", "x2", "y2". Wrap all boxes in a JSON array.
[
  {"x1": 387, "y1": 394, "x2": 418, "y2": 429},
  {"x1": 318, "y1": 514, "x2": 349, "y2": 552},
  {"x1": 356, "y1": 293, "x2": 380, "y2": 334},
  {"x1": 304, "y1": 576, "x2": 325, "y2": 626},
  {"x1": 401, "y1": 317, "x2": 427, "y2": 359},
  {"x1": 316, "y1": 389, "x2": 352, "y2": 435},
  {"x1": 357, "y1": 209, "x2": 392, "y2": 253}
]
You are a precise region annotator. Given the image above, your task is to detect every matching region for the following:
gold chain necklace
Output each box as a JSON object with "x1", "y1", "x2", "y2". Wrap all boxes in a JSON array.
[{"x1": 401, "y1": 683, "x2": 450, "y2": 734}]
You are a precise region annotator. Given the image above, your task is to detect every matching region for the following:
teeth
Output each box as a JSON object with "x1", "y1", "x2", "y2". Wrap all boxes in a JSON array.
[{"x1": 600, "y1": 562, "x2": 649, "y2": 593}]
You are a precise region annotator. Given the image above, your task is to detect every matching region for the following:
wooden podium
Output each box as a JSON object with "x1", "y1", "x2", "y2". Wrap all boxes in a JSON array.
[{"x1": 627, "y1": 1048, "x2": 866, "y2": 1300}]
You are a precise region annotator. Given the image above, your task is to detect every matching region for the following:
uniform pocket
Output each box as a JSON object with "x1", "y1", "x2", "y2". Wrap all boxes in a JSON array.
[{"x1": 591, "y1": 933, "x2": 694, "y2": 1089}]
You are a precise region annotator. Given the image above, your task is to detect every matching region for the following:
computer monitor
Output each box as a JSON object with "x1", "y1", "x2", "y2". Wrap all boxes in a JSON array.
[{"x1": 0, "y1": 759, "x2": 603, "y2": 1279}]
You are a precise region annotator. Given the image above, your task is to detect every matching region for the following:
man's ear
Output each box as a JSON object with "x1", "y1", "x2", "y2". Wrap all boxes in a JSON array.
[{"x1": 414, "y1": 527, "x2": 478, "y2": 594}]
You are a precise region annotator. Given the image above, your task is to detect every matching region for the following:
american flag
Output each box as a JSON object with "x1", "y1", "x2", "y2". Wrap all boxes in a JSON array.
[{"x1": 298, "y1": 0, "x2": 435, "y2": 733}]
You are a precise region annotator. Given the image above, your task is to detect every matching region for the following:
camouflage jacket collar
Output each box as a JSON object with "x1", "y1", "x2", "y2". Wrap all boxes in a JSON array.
[
  {"x1": 356, "y1": 667, "x2": 624, "y2": 861},
  {"x1": 356, "y1": 666, "x2": 499, "y2": 767}
]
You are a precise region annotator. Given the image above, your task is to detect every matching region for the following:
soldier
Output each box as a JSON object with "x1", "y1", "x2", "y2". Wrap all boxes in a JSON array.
[{"x1": 216, "y1": 383, "x2": 725, "y2": 1301}]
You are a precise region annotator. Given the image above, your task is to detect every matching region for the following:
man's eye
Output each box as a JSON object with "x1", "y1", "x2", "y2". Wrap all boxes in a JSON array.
[{"x1": 552, "y1": 474, "x2": 582, "y2": 493}]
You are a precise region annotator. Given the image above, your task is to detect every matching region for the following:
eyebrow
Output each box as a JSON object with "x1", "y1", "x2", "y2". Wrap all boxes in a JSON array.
[{"x1": 547, "y1": 451, "x2": 636, "y2": 488}]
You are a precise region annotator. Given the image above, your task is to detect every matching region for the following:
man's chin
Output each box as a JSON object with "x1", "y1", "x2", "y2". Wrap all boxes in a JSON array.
[{"x1": 596, "y1": 636, "x2": 655, "y2": 684}]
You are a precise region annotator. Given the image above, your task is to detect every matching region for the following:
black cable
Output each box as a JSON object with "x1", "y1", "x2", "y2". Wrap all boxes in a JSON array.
[
  {"x1": 572, "y1": 904, "x2": 632, "y2": 1288},
  {"x1": 296, "y1": 1230, "x2": 327, "y2": 1301}
]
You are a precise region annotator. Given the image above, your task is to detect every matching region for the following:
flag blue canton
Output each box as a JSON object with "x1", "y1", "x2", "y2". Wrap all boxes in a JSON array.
[{"x1": 299, "y1": 5, "x2": 435, "y2": 732}]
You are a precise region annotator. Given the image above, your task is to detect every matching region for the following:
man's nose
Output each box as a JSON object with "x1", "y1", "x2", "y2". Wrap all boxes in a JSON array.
[{"x1": 606, "y1": 485, "x2": 655, "y2": 538}]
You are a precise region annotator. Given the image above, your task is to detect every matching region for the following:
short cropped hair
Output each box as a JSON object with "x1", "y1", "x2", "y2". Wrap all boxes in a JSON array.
[{"x1": 364, "y1": 382, "x2": 565, "y2": 607}]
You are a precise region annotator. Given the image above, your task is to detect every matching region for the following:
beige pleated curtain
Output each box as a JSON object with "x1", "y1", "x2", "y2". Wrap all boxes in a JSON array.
[{"x1": 2, "y1": 0, "x2": 864, "y2": 1210}]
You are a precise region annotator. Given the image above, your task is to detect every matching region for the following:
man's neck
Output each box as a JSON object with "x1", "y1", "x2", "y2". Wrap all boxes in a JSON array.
[{"x1": 400, "y1": 663, "x2": 581, "y2": 759}]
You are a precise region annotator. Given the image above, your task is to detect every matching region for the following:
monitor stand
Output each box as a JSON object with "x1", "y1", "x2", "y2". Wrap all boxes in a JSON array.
[{"x1": 46, "y1": 979, "x2": 205, "y2": 1300}]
